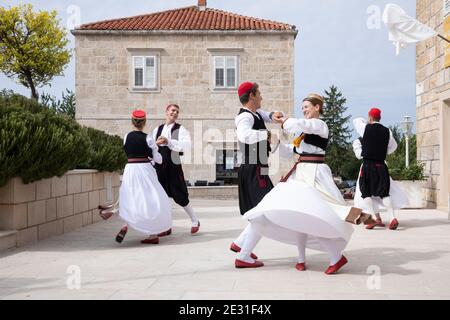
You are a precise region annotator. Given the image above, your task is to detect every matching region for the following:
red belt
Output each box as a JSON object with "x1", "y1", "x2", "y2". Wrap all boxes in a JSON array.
[{"x1": 280, "y1": 155, "x2": 325, "y2": 182}]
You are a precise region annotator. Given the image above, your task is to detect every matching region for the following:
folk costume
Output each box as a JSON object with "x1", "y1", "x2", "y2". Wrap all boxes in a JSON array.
[
  {"x1": 117, "y1": 110, "x2": 172, "y2": 243},
  {"x1": 352, "y1": 109, "x2": 406, "y2": 230},
  {"x1": 152, "y1": 118, "x2": 200, "y2": 234},
  {"x1": 230, "y1": 82, "x2": 279, "y2": 259}
]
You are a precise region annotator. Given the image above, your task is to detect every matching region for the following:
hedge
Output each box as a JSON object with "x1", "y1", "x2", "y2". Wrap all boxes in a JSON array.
[{"x1": 0, "y1": 91, "x2": 127, "y2": 187}]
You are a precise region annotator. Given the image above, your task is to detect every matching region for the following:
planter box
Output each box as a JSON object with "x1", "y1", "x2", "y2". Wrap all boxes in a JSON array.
[
  {"x1": 0, "y1": 170, "x2": 121, "y2": 251},
  {"x1": 397, "y1": 180, "x2": 427, "y2": 209}
]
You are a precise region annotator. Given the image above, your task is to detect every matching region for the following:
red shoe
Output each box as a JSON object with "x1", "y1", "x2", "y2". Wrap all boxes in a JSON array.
[
  {"x1": 141, "y1": 237, "x2": 159, "y2": 245},
  {"x1": 325, "y1": 256, "x2": 348, "y2": 275},
  {"x1": 191, "y1": 221, "x2": 200, "y2": 234},
  {"x1": 99, "y1": 210, "x2": 114, "y2": 221},
  {"x1": 389, "y1": 218, "x2": 399, "y2": 230},
  {"x1": 157, "y1": 229, "x2": 172, "y2": 237},
  {"x1": 365, "y1": 219, "x2": 386, "y2": 230},
  {"x1": 295, "y1": 262, "x2": 306, "y2": 271},
  {"x1": 115, "y1": 226, "x2": 128, "y2": 243},
  {"x1": 230, "y1": 243, "x2": 258, "y2": 260},
  {"x1": 235, "y1": 259, "x2": 264, "y2": 269}
]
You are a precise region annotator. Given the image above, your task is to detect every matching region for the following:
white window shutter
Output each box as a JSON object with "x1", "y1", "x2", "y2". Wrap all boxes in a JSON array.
[
  {"x1": 445, "y1": 0, "x2": 450, "y2": 17},
  {"x1": 145, "y1": 57, "x2": 156, "y2": 88}
]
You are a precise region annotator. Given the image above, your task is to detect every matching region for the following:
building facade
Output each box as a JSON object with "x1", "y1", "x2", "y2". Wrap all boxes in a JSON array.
[
  {"x1": 71, "y1": 1, "x2": 297, "y2": 184},
  {"x1": 416, "y1": 0, "x2": 450, "y2": 211}
]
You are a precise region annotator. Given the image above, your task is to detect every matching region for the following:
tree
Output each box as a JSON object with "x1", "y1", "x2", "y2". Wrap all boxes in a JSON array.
[
  {"x1": 0, "y1": 4, "x2": 71, "y2": 100},
  {"x1": 386, "y1": 126, "x2": 425, "y2": 181},
  {"x1": 41, "y1": 89, "x2": 76, "y2": 119},
  {"x1": 322, "y1": 85, "x2": 353, "y2": 178}
]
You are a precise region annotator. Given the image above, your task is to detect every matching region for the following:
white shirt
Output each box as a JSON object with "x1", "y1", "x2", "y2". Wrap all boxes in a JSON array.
[
  {"x1": 235, "y1": 108, "x2": 274, "y2": 145},
  {"x1": 352, "y1": 118, "x2": 398, "y2": 155},
  {"x1": 152, "y1": 123, "x2": 191, "y2": 153},
  {"x1": 123, "y1": 133, "x2": 163, "y2": 165},
  {"x1": 282, "y1": 118, "x2": 329, "y2": 156}
]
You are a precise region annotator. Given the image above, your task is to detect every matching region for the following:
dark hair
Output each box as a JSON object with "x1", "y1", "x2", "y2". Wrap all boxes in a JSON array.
[
  {"x1": 371, "y1": 116, "x2": 381, "y2": 122},
  {"x1": 303, "y1": 96, "x2": 324, "y2": 114},
  {"x1": 132, "y1": 118, "x2": 146, "y2": 129},
  {"x1": 239, "y1": 83, "x2": 259, "y2": 105}
]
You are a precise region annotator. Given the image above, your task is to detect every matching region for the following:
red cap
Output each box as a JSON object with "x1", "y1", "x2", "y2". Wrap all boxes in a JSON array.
[
  {"x1": 369, "y1": 108, "x2": 381, "y2": 119},
  {"x1": 238, "y1": 82, "x2": 254, "y2": 97},
  {"x1": 132, "y1": 110, "x2": 146, "y2": 119}
]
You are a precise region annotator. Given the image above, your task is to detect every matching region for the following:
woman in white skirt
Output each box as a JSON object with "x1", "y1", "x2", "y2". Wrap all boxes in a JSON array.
[
  {"x1": 236, "y1": 94, "x2": 375, "y2": 274},
  {"x1": 115, "y1": 110, "x2": 172, "y2": 244}
]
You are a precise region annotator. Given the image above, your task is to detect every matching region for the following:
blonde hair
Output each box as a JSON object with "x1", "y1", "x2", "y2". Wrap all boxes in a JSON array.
[{"x1": 303, "y1": 93, "x2": 324, "y2": 114}]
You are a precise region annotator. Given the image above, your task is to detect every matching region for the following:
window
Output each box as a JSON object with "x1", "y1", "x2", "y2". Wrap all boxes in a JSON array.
[
  {"x1": 133, "y1": 56, "x2": 157, "y2": 89},
  {"x1": 214, "y1": 56, "x2": 238, "y2": 89}
]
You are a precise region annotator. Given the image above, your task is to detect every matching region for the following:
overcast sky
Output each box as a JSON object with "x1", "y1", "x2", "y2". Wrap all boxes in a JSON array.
[{"x1": 0, "y1": 0, "x2": 417, "y2": 128}]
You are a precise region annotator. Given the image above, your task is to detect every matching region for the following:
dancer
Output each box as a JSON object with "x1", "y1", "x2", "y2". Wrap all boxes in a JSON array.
[
  {"x1": 115, "y1": 110, "x2": 172, "y2": 244},
  {"x1": 236, "y1": 93, "x2": 375, "y2": 274},
  {"x1": 352, "y1": 108, "x2": 407, "y2": 230},
  {"x1": 230, "y1": 82, "x2": 284, "y2": 262},
  {"x1": 153, "y1": 104, "x2": 200, "y2": 235}
]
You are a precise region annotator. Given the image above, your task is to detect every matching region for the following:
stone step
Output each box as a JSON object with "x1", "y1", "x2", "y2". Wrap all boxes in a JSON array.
[{"x1": 0, "y1": 230, "x2": 17, "y2": 251}]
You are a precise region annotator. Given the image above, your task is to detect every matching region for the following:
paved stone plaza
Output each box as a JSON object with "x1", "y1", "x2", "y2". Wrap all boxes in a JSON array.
[{"x1": 0, "y1": 199, "x2": 449, "y2": 300}]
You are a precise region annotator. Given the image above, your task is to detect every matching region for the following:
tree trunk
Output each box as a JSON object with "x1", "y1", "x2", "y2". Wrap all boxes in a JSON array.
[
  {"x1": 24, "y1": 71, "x2": 38, "y2": 100},
  {"x1": 29, "y1": 80, "x2": 38, "y2": 101}
]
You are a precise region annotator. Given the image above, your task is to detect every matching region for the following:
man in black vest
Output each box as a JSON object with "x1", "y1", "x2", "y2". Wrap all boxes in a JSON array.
[
  {"x1": 230, "y1": 82, "x2": 284, "y2": 268},
  {"x1": 153, "y1": 104, "x2": 200, "y2": 235},
  {"x1": 353, "y1": 108, "x2": 399, "y2": 230}
]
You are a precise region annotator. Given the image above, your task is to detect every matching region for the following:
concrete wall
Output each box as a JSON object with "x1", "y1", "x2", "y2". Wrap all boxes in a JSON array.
[
  {"x1": 74, "y1": 32, "x2": 296, "y2": 183},
  {"x1": 416, "y1": 0, "x2": 450, "y2": 210},
  {"x1": 0, "y1": 171, "x2": 120, "y2": 251}
]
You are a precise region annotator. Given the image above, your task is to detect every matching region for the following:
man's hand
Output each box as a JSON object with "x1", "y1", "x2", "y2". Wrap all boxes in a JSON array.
[
  {"x1": 272, "y1": 111, "x2": 284, "y2": 123},
  {"x1": 156, "y1": 136, "x2": 168, "y2": 146}
]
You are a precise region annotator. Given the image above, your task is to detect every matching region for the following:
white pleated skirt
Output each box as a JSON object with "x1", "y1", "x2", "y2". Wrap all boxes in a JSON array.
[
  {"x1": 119, "y1": 163, "x2": 172, "y2": 235},
  {"x1": 244, "y1": 163, "x2": 354, "y2": 253},
  {"x1": 354, "y1": 165, "x2": 409, "y2": 214}
]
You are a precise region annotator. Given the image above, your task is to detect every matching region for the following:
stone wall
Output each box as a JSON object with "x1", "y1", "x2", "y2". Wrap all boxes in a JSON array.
[
  {"x1": 416, "y1": 0, "x2": 450, "y2": 209},
  {"x1": 74, "y1": 32, "x2": 295, "y2": 182},
  {"x1": 0, "y1": 170, "x2": 121, "y2": 251}
]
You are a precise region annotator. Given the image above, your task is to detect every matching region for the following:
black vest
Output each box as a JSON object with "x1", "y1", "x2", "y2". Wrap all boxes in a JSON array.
[
  {"x1": 361, "y1": 123, "x2": 390, "y2": 161},
  {"x1": 156, "y1": 123, "x2": 184, "y2": 165},
  {"x1": 124, "y1": 131, "x2": 153, "y2": 159},
  {"x1": 237, "y1": 109, "x2": 271, "y2": 165},
  {"x1": 304, "y1": 134, "x2": 329, "y2": 152}
]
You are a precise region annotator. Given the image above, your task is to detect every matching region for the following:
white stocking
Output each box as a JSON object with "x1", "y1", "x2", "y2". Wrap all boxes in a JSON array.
[
  {"x1": 237, "y1": 224, "x2": 261, "y2": 263},
  {"x1": 297, "y1": 233, "x2": 307, "y2": 264},
  {"x1": 183, "y1": 204, "x2": 199, "y2": 226},
  {"x1": 382, "y1": 196, "x2": 396, "y2": 221},
  {"x1": 317, "y1": 237, "x2": 342, "y2": 265}
]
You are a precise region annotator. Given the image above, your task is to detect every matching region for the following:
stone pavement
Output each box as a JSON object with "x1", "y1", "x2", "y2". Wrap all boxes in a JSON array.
[{"x1": 0, "y1": 199, "x2": 450, "y2": 300}]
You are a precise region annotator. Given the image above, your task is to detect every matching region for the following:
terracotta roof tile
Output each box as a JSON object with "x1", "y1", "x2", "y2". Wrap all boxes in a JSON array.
[{"x1": 77, "y1": 6, "x2": 295, "y2": 31}]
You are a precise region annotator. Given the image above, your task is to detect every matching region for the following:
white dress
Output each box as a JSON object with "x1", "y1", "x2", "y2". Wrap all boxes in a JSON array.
[
  {"x1": 119, "y1": 133, "x2": 172, "y2": 235},
  {"x1": 244, "y1": 118, "x2": 354, "y2": 253}
]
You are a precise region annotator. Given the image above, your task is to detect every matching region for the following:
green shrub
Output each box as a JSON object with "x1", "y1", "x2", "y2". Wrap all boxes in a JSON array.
[
  {"x1": 387, "y1": 126, "x2": 426, "y2": 181},
  {"x1": 0, "y1": 91, "x2": 126, "y2": 188},
  {"x1": 40, "y1": 89, "x2": 76, "y2": 119},
  {"x1": 79, "y1": 127, "x2": 127, "y2": 172}
]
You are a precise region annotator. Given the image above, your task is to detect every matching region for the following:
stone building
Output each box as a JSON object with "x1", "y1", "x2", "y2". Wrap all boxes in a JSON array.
[
  {"x1": 416, "y1": 0, "x2": 450, "y2": 211},
  {"x1": 71, "y1": 0, "x2": 297, "y2": 184}
]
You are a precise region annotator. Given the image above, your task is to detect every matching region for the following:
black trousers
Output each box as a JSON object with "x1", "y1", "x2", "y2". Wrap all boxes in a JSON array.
[
  {"x1": 238, "y1": 164, "x2": 274, "y2": 215},
  {"x1": 155, "y1": 161, "x2": 190, "y2": 208},
  {"x1": 359, "y1": 160, "x2": 391, "y2": 199}
]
